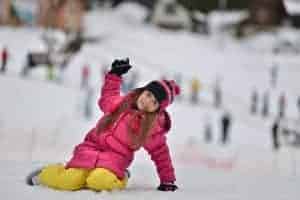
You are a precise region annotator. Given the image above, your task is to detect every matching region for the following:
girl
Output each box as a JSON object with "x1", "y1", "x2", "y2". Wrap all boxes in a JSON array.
[{"x1": 27, "y1": 58, "x2": 179, "y2": 192}]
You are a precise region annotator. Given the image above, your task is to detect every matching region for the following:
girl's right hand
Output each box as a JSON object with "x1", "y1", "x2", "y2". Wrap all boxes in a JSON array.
[{"x1": 109, "y1": 58, "x2": 132, "y2": 77}]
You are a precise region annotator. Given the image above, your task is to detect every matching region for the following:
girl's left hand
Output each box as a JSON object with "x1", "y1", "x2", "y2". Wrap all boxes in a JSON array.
[
  {"x1": 157, "y1": 182, "x2": 178, "y2": 191},
  {"x1": 109, "y1": 58, "x2": 132, "y2": 77}
]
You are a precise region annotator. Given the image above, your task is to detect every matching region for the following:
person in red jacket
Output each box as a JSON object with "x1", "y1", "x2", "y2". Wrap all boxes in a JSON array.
[
  {"x1": 27, "y1": 58, "x2": 180, "y2": 192},
  {"x1": 1, "y1": 46, "x2": 8, "y2": 73},
  {"x1": 81, "y1": 64, "x2": 90, "y2": 89}
]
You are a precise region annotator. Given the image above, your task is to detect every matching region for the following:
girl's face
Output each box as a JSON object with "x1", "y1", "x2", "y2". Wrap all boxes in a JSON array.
[{"x1": 136, "y1": 90, "x2": 159, "y2": 113}]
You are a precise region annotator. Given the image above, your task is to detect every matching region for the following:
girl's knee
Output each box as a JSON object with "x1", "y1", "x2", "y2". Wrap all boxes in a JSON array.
[
  {"x1": 57, "y1": 168, "x2": 89, "y2": 190},
  {"x1": 86, "y1": 168, "x2": 127, "y2": 191}
]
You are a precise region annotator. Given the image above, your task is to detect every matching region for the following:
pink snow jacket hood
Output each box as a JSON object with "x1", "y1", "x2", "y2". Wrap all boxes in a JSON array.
[{"x1": 66, "y1": 73, "x2": 176, "y2": 183}]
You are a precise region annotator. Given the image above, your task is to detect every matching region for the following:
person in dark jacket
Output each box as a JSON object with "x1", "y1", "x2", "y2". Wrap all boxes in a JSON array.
[
  {"x1": 220, "y1": 112, "x2": 232, "y2": 145},
  {"x1": 271, "y1": 119, "x2": 280, "y2": 151},
  {"x1": 262, "y1": 90, "x2": 270, "y2": 117}
]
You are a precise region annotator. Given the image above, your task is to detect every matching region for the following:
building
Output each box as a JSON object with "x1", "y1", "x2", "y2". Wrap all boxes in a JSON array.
[
  {"x1": 0, "y1": 0, "x2": 85, "y2": 32},
  {"x1": 236, "y1": 0, "x2": 289, "y2": 37},
  {"x1": 285, "y1": 0, "x2": 300, "y2": 28},
  {"x1": 0, "y1": 0, "x2": 21, "y2": 25},
  {"x1": 38, "y1": 0, "x2": 85, "y2": 32},
  {"x1": 248, "y1": 0, "x2": 288, "y2": 26},
  {"x1": 150, "y1": 0, "x2": 191, "y2": 30}
]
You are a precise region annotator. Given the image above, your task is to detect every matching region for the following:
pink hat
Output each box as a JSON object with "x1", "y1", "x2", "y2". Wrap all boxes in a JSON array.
[{"x1": 144, "y1": 79, "x2": 181, "y2": 110}]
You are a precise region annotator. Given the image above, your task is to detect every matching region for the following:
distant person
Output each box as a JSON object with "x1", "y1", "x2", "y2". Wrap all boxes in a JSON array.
[
  {"x1": 57, "y1": 56, "x2": 70, "y2": 83},
  {"x1": 81, "y1": 64, "x2": 90, "y2": 89},
  {"x1": 190, "y1": 78, "x2": 201, "y2": 104},
  {"x1": 220, "y1": 112, "x2": 232, "y2": 145},
  {"x1": 214, "y1": 79, "x2": 222, "y2": 108},
  {"x1": 21, "y1": 53, "x2": 34, "y2": 76},
  {"x1": 262, "y1": 90, "x2": 270, "y2": 117},
  {"x1": 250, "y1": 88, "x2": 259, "y2": 114},
  {"x1": 297, "y1": 96, "x2": 300, "y2": 117},
  {"x1": 270, "y1": 63, "x2": 278, "y2": 88},
  {"x1": 84, "y1": 86, "x2": 94, "y2": 120},
  {"x1": 204, "y1": 121, "x2": 212, "y2": 143},
  {"x1": 21, "y1": 52, "x2": 51, "y2": 77},
  {"x1": 46, "y1": 63, "x2": 55, "y2": 81},
  {"x1": 100, "y1": 63, "x2": 108, "y2": 81},
  {"x1": 271, "y1": 119, "x2": 280, "y2": 151},
  {"x1": 1, "y1": 46, "x2": 8, "y2": 73},
  {"x1": 278, "y1": 92, "x2": 286, "y2": 118},
  {"x1": 174, "y1": 73, "x2": 183, "y2": 101}
]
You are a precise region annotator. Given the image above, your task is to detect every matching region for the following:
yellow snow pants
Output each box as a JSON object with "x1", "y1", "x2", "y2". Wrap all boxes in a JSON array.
[{"x1": 38, "y1": 164, "x2": 127, "y2": 191}]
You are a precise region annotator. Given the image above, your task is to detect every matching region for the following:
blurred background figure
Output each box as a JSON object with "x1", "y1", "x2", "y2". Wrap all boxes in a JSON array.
[
  {"x1": 1, "y1": 46, "x2": 8, "y2": 74},
  {"x1": 271, "y1": 118, "x2": 280, "y2": 151},
  {"x1": 204, "y1": 117, "x2": 212, "y2": 144},
  {"x1": 270, "y1": 62, "x2": 279, "y2": 88},
  {"x1": 174, "y1": 73, "x2": 183, "y2": 101},
  {"x1": 100, "y1": 62, "x2": 109, "y2": 82},
  {"x1": 46, "y1": 62, "x2": 55, "y2": 81},
  {"x1": 81, "y1": 64, "x2": 90, "y2": 89},
  {"x1": 190, "y1": 77, "x2": 201, "y2": 104},
  {"x1": 278, "y1": 92, "x2": 286, "y2": 118},
  {"x1": 220, "y1": 111, "x2": 232, "y2": 145},
  {"x1": 21, "y1": 52, "x2": 52, "y2": 77},
  {"x1": 57, "y1": 55, "x2": 70, "y2": 83},
  {"x1": 213, "y1": 77, "x2": 222, "y2": 108},
  {"x1": 262, "y1": 90, "x2": 270, "y2": 117},
  {"x1": 84, "y1": 86, "x2": 94, "y2": 120},
  {"x1": 250, "y1": 88, "x2": 259, "y2": 115},
  {"x1": 298, "y1": 96, "x2": 300, "y2": 118}
]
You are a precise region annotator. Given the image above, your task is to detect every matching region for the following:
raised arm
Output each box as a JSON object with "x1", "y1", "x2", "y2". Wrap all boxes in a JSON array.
[
  {"x1": 98, "y1": 58, "x2": 132, "y2": 114},
  {"x1": 98, "y1": 73, "x2": 123, "y2": 113}
]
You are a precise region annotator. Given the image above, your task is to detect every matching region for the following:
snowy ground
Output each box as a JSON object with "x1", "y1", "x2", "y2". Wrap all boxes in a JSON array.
[{"x1": 1, "y1": 3, "x2": 300, "y2": 200}]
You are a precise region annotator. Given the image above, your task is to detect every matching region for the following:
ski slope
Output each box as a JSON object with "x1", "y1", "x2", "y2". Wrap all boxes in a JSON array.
[{"x1": 1, "y1": 3, "x2": 300, "y2": 200}]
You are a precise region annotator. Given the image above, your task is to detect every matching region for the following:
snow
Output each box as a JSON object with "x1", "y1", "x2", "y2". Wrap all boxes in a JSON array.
[
  {"x1": 208, "y1": 10, "x2": 248, "y2": 33},
  {"x1": 1, "y1": 3, "x2": 300, "y2": 199},
  {"x1": 285, "y1": 0, "x2": 300, "y2": 14}
]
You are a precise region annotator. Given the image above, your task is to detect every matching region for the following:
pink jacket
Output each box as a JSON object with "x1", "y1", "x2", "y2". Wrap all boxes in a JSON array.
[{"x1": 66, "y1": 73, "x2": 176, "y2": 183}]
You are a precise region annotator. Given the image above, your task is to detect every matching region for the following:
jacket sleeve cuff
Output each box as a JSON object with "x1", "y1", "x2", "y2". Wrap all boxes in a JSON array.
[{"x1": 106, "y1": 73, "x2": 122, "y2": 82}]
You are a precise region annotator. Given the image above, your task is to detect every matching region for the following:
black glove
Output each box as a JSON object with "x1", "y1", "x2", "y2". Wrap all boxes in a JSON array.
[
  {"x1": 157, "y1": 182, "x2": 178, "y2": 192},
  {"x1": 109, "y1": 58, "x2": 132, "y2": 77}
]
